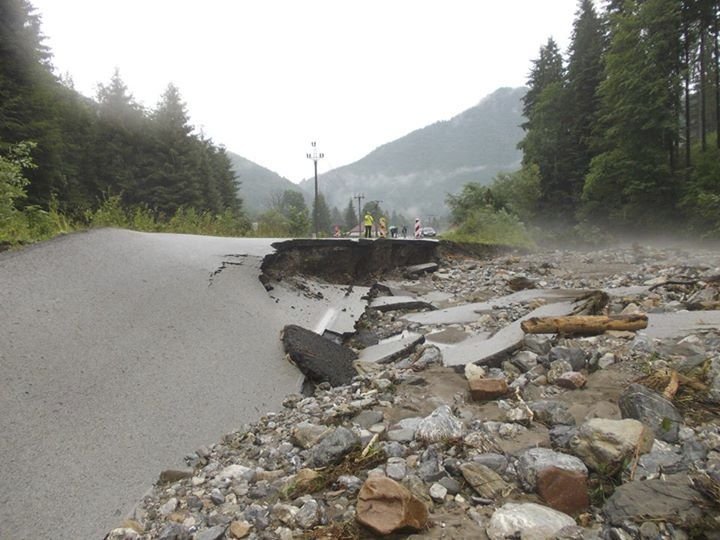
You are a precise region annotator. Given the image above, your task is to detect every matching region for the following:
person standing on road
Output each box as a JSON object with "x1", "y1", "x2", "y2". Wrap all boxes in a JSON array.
[
  {"x1": 401, "y1": 224, "x2": 407, "y2": 238},
  {"x1": 379, "y1": 216, "x2": 387, "y2": 238},
  {"x1": 364, "y1": 212, "x2": 374, "y2": 238},
  {"x1": 414, "y1": 218, "x2": 422, "y2": 239}
]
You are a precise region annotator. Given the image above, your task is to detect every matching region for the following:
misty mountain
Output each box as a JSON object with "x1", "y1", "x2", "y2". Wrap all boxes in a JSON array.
[
  {"x1": 300, "y1": 87, "x2": 526, "y2": 219},
  {"x1": 228, "y1": 152, "x2": 302, "y2": 215}
]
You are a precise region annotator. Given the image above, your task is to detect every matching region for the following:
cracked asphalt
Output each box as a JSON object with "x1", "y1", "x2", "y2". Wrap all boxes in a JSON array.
[{"x1": 0, "y1": 229, "x2": 314, "y2": 540}]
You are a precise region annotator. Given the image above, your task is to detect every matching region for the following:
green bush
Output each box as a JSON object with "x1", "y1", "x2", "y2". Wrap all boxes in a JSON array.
[{"x1": 443, "y1": 206, "x2": 533, "y2": 247}]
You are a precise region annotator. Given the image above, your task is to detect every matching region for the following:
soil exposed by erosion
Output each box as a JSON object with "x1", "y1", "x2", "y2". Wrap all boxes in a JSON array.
[{"x1": 260, "y1": 238, "x2": 512, "y2": 286}]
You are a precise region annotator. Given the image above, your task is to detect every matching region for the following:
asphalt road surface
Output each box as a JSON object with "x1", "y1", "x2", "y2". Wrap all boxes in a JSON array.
[{"x1": 0, "y1": 229, "x2": 320, "y2": 540}]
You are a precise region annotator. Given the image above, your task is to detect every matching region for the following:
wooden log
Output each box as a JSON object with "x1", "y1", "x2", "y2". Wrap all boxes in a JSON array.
[{"x1": 520, "y1": 313, "x2": 648, "y2": 335}]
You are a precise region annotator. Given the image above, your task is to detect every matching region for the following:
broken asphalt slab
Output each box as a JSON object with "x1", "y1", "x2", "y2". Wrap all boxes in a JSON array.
[
  {"x1": 403, "y1": 286, "x2": 649, "y2": 326},
  {"x1": 370, "y1": 296, "x2": 437, "y2": 313},
  {"x1": 357, "y1": 332, "x2": 426, "y2": 364},
  {"x1": 281, "y1": 325, "x2": 358, "y2": 386}
]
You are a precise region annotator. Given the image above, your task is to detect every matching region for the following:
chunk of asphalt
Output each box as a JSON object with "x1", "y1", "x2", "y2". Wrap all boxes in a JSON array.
[
  {"x1": 371, "y1": 296, "x2": 437, "y2": 313},
  {"x1": 405, "y1": 262, "x2": 439, "y2": 277},
  {"x1": 357, "y1": 333, "x2": 426, "y2": 364},
  {"x1": 282, "y1": 325, "x2": 358, "y2": 386}
]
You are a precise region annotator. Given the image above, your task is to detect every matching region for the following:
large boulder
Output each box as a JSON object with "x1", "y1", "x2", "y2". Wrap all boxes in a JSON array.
[
  {"x1": 355, "y1": 477, "x2": 430, "y2": 535},
  {"x1": 618, "y1": 383, "x2": 683, "y2": 443},
  {"x1": 282, "y1": 324, "x2": 358, "y2": 386},
  {"x1": 569, "y1": 418, "x2": 654, "y2": 472},
  {"x1": 486, "y1": 502, "x2": 576, "y2": 540},
  {"x1": 603, "y1": 476, "x2": 713, "y2": 531}
]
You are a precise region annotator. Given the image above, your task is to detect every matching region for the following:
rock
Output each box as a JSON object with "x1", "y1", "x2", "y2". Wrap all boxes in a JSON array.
[
  {"x1": 295, "y1": 499, "x2": 320, "y2": 529},
  {"x1": 555, "y1": 371, "x2": 587, "y2": 389},
  {"x1": 385, "y1": 457, "x2": 407, "y2": 480},
  {"x1": 465, "y1": 363, "x2": 486, "y2": 381},
  {"x1": 291, "y1": 422, "x2": 330, "y2": 449},
  {"x1": 281, "y1": 324, "x2": 358, "y2": 386},
  {"x1": 460, "y1": 462, "x2": 512, "y2": 498},
  {"x1": 529, "y1": 400, "x2": 576, "y2": 426},
  {"x1": 486, "y1": 502, "x2": 576, "y2": 540},
  {"x1": 517, "y1": 447, "x2": 588, "y2": 491},
  {"x1": 603, "y1": 476, "x2": 711, "y2": 530},
  {"x1": 355, "y1": 477, "x2": 430, "y2": 535},
  {"x1": 511, "y1": 350, "x2": 539, "y2": 372},
  {"x1": 272, "y1": 503, "x2": 298, "y2": 525},
  {"x1": 195, "y1": 526, "x2": 227, "y2": 540},
  {"x1": 158, "y1": 469, "x2": 194, "y2": 484},
  {"x1": 508, "y1": 275, "x2": 536, "y2": 291},
  {"x1": 106, "y1": 529, "x2": 140, "y2": 540},
  {"x1": 439, "y1": 476, "x2": 462, "y2": 495},
  {"x1": 243, "y1": 504, "x2": 270, "y2": 531},
  {"x1": 159, "y1": 497, "x2": 178, "y2": 516},
  {"x1": 569, "y1": 418, "x2": 654, "y2": 472},
  {"x1": 549, "y1": 425, "x2": 578, "y2": 450},
  {"x1": 468, "y1": 378, "x2": 508, "y2": 401},
  {"x1": 353, "y1": 410, "x2": 384, "y2": 429},
  {"x1": 415, "y1": 405, "x2": 463, "y2": 443},
  {"x1": 412, "y1": 345, "x2": 443, "y2": 370},
  {"x1": 429, "y1": 482, "x2": 448, "y2": 502},
  {"x1": 549, "y1": 346, "x2": 587, "y2": 371},
  {"x1": 228, "y1": 520, "x2": 252, "y2": 539},
  {"x1": 471, "y1": 453, "x2": 508, "y2": 473},
  {"x1": 386, "y1": 428, "x2": 415, "y2": 443},
  {"x1": 597, "y1": 352, "x2": 616, "y2": 369},
  {"x1": 547, "y1": 360, "x2": 573, "y2": 384},
  {"x1": 618, "y1": 383, "x2": 683, "y2": 443},
  {"x1": 524, "y1": 334, "x2": 552, "y2": 355},
  {"x1": 157, "y1": 523, "x2": 192, "y2": 540},
  {"x1": 309, "y1": 427, "x2": 360, "y2": 467},
  {"x1": 218, "y1": 464, "x2": 255, "y2": 483},
  {"x1": 209, "y1": 488, "x2": 225, "y2": 505},
  {"x1": 536, "y1": 467, "x2": 590, "y2": 515},
  {"x1": 635, "y1": 440, "x2": 685, "y2": 479}
]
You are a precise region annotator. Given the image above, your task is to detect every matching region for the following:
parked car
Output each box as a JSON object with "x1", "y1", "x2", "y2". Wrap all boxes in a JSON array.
[{"x1": 421, "y1": 227, "x2": 437, "y2": 237}]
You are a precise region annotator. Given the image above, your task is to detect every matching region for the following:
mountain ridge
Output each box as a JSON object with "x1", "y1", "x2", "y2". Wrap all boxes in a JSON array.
[{"x1": 299, "y1": 86, "x2": 526, "y2": 218}]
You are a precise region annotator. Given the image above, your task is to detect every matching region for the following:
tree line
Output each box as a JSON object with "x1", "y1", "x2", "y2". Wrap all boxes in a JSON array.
[
  {"x1": 450, "y1": 0, "x2": 720, "y2": 241},
  {"x1": 1, "y1": 0, "x2": 244, "y2": 245}
]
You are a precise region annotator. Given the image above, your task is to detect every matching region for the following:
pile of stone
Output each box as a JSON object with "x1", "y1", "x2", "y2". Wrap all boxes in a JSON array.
[{"x1": 107, "y1": 246, "x2": 720, "y2": 540}]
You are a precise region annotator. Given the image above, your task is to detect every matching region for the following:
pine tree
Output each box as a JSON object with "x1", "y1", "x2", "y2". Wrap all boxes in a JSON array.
[
  {"x1": 519, "y1": 38, "x2": 573, "y2": 221},
  {"x1": 583, "y1": 0, "x2": 683, "y2": 228},
  {"x1": 565, "y1": 0, "x2": 605, "y2": 211},
  {"x1": 313, "y1": 193, "x2": 332, "y2": 235},
  {"x1": 343, "y1": 198, "x2": 357, "y2": 230}
]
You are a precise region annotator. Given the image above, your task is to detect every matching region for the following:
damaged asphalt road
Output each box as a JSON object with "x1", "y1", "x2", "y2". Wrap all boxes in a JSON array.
[
  {"x1": 0, "y1": 229, "x2": 444, "y2": 540},
  {"x1": 0, "y1": 229, "x2": 381, "y2": 540}
]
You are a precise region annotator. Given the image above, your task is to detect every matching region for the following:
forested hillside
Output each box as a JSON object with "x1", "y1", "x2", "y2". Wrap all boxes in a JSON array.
[
  {"x1": 1, "y1": 0, "x2": 244, "y2": 245},
  {"x1": 447, "y1": 0, "x2": 720, "y2": 245},
  {"x1": 228, "y1": 152, "x2": 303, "y2": 216},
  {"x1": 300, "y1": 87, "x2": 525, "y2": 218}
]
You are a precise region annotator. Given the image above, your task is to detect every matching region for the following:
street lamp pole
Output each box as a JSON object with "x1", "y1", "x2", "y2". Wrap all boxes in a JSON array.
[{"x1": 306, "y1": 141, "x2": 324, "y2": 238}]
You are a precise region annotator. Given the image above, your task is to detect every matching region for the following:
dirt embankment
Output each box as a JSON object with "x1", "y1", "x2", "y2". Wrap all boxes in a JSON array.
[{"x1": 260, "y1": 238, "x2": 515, "y2": 285}]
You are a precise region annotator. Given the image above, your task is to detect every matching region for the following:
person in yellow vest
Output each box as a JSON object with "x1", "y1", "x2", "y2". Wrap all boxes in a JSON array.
[
  {"x1": 364, "y1": 212, "x2": 374, "y2": 238},
  {"x1": 379, "y1": 216, "x2": 387, "y2": 238}
]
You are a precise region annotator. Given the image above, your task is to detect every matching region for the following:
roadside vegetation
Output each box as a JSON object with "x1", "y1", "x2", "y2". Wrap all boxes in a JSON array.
[{"x1": 446, "y1": 0, "x2": 720, "y2": 246}]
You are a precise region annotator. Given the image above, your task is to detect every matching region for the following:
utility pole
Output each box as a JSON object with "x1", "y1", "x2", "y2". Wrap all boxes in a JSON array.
[
  {"x1": 353, "y1": 193, "x2": 365, "y2": 237},
  {"x1": 306, "y1": 141, "x2": 324, "y2": 238}
]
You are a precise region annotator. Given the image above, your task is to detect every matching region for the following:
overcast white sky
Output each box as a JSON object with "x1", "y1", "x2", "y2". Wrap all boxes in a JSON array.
[{"x1": 31, "y1": 0, "x2": 580, "y2": 182}]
